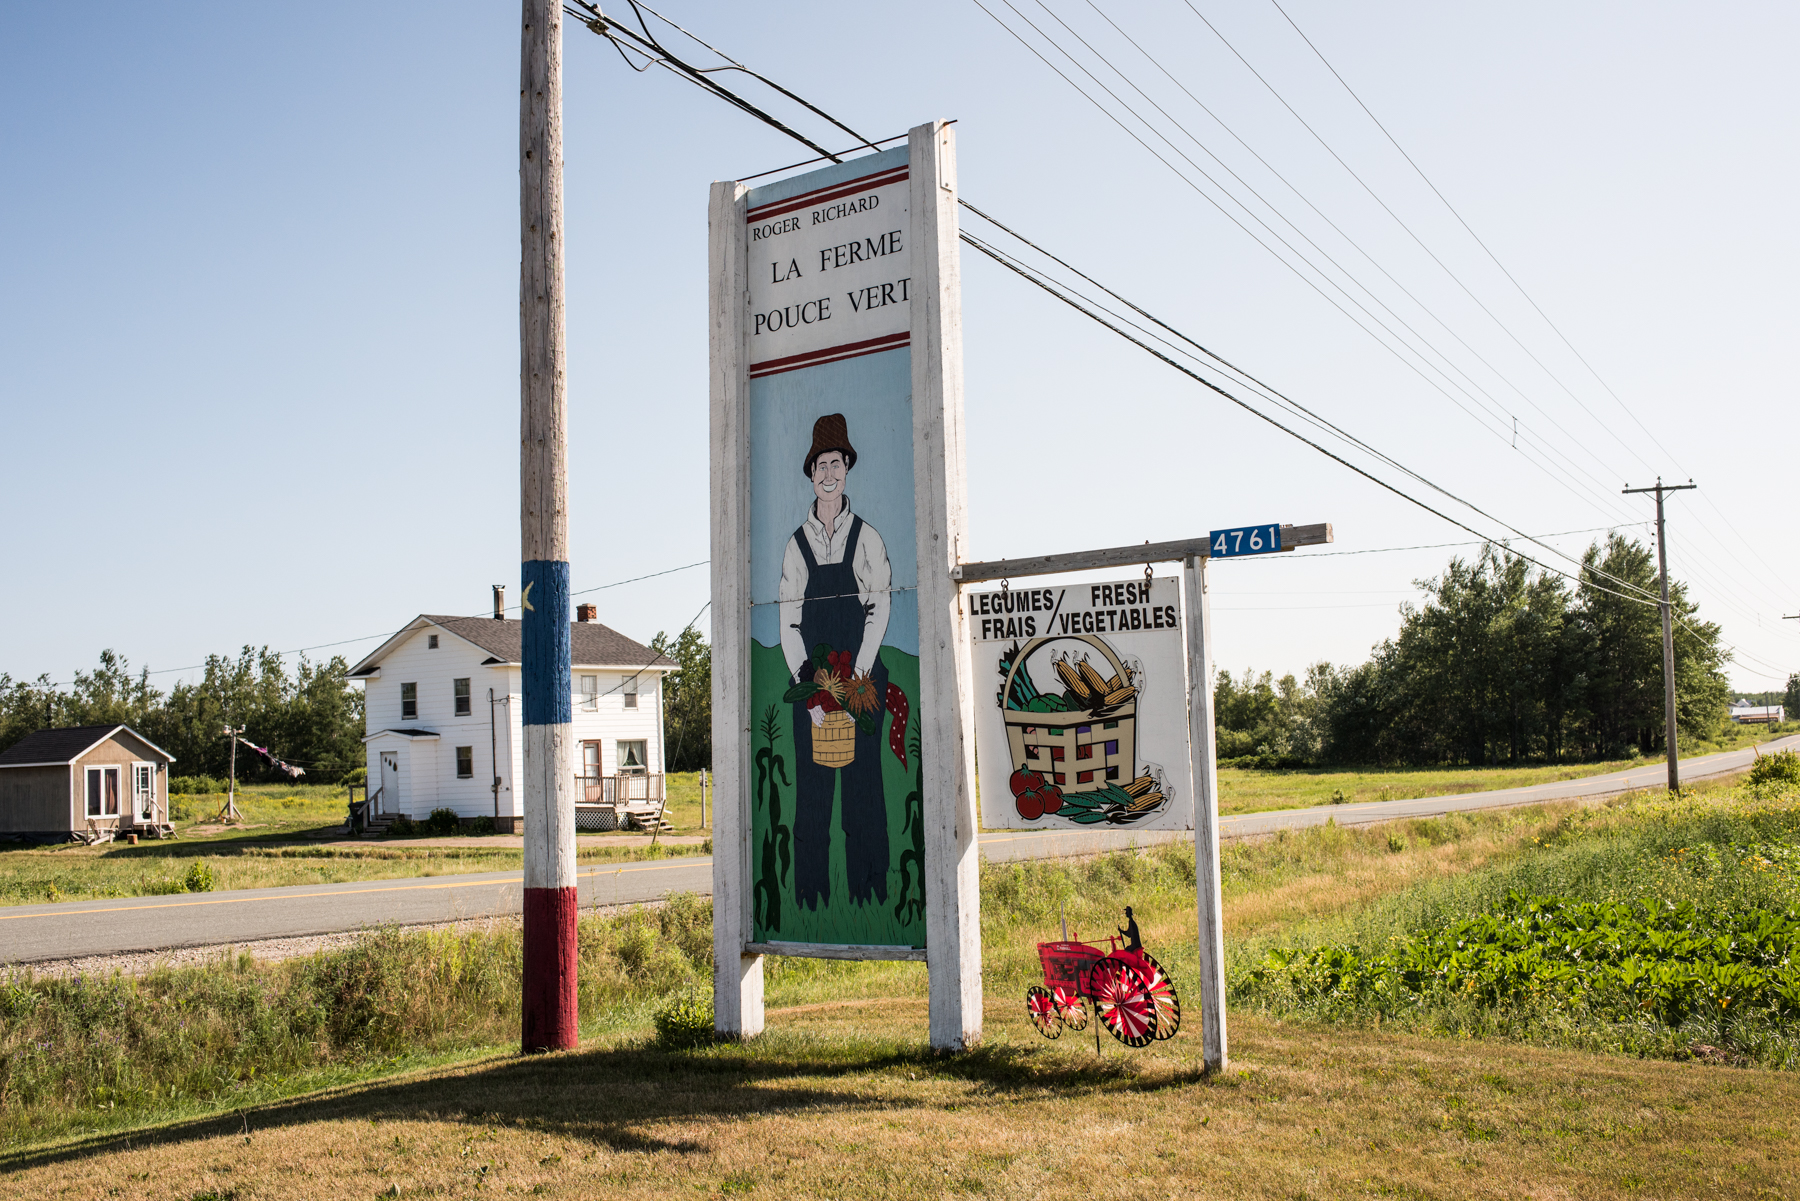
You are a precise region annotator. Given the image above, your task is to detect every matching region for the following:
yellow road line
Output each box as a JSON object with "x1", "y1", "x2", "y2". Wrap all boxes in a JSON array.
[{"x1": 0, "y1": 857, "x2": 712, "y2": 922}]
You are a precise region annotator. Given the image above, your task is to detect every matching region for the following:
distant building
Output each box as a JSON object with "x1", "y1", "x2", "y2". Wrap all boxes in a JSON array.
[
  {"x1": 1728, "y1": 700, "x2": 1785, "y2": 725},
  {"x1": 0, "y1": 724, "x2": 175, "y2": 842},
  {"x1": 348, "y1": 604, "x2": 673, "y2": 832}
]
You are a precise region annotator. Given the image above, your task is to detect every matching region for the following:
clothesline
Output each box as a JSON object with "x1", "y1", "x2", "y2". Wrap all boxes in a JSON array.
[{"x1": 237, "y1": 736, "x2": 306, "y2": 779}]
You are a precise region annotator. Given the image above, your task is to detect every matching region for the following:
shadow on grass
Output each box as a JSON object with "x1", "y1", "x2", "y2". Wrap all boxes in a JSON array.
[{"x1": 0, "y1": 1034, "x2": 1214, "y2": 1173}]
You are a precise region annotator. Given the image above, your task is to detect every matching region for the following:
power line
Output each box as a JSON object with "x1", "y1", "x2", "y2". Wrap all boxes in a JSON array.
[
  {"x1": 971, "y1": 0, "x2": 1652, "y2": 537},
  {"x1": 30, "y1": 559, "x2": 712, "y2": 691},
  {"x1": 562, "y1": 3, "x2": 1785, "y2": 684}
]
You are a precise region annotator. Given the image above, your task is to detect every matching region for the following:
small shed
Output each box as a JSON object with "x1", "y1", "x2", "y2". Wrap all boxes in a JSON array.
[{"x1": 0, "y1": 724, "x2": 176, "y2": 842}]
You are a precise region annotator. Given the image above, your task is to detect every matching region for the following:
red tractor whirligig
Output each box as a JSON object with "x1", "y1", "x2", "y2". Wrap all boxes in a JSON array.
[{"x1": 1026, "y1": 908, "x2": 1181, "y2": 1048}]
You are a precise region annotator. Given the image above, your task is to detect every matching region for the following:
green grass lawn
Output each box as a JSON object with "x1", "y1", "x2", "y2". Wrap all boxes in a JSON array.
[
  {"x1": 7, "y1": 780, "x2": 1800, "y2": 1197},
  {"x1": 0, "y1": 776, "x2": 716, "y2": 907},
  {"x1": 1216, "y1": 720, "x2": 1798, "y2": 816}
]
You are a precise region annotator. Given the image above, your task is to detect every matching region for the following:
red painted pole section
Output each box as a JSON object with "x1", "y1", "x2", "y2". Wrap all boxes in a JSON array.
[{"x1": 522, "y1": 885, "x2": 579, "y2": 1050}]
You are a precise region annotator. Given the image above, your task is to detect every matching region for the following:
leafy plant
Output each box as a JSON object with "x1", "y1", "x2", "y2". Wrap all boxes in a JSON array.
[
  {"x1": 753, "y1": 704, "x2": 790, "y2": 933},
  {"x1": 424, "y1": 808, "x2": 461, "y2": 836},
  {"x1": 183, "y1": 862, "x2": 215, "y2": 893},
  {"x1": 1749, "y1": 749, "x2": 1800, "y2": 791},
  {"x1": 653, "y1": 985, "x2": 715, "y2": 1050}
]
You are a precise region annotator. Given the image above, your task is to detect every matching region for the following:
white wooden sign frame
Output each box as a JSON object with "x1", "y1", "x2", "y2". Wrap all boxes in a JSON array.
[{"x1": 710, "y1": 120, "x2": 982, "y2": 1050}]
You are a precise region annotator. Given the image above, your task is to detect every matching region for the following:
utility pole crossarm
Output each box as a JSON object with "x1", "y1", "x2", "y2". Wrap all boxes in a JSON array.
[{"x1": 1620, "y1": 478, "x2": 1697, "y2": 794}]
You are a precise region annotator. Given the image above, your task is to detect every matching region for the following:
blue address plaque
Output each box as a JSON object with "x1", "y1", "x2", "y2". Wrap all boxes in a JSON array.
[{"x1": 1208, "y1": 523, "x2": 1284, "y2": 558}]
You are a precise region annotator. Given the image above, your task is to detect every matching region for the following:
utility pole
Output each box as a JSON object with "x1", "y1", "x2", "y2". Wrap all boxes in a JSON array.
[
  {"x1": 519, "y1": 0, "x2": 577, "y2": 1053},
  {"x1": 1622, "y1": 478, "x2": 1697, "y2": 793},
  {"x1": 221, "y1": 724, "x2": 244, "y2": 822}
]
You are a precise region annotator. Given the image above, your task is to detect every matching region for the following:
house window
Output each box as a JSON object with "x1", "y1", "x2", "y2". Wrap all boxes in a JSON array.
[
  {"x1": 454, "y1": 677, "x2": 471, "y2": 717},
  {"x1": 401, "y1": 682, "x2": 418, "y2": 720},
  {"x1": 428, "y1": 634, "x2": 439, "y2": 649},
  {"x1": 456, "y1": 746, "x2": 473, "y2": 779},
  {"x1": 618, "y1": 740, "x2": 647, "y2": 774},
  {"x1": 580, "y1": 675, "x2": 598, "y2": 711},
  {"x1": 623, "y1": 675, "x2": 638, "y2": 709},
  {"x1": 85, "y1": 766, "x2": 120, "y2": 818}
]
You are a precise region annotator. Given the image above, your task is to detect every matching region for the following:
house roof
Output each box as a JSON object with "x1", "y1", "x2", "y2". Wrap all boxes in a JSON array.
[
  {"x1": 0, "y1": 724, "x2": 175, "y2": 768},
  {"x1": 348, "y1": 613, "x2": 675, "y2": 678}
]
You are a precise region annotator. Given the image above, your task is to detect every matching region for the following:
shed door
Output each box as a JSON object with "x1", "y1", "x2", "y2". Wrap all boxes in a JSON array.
[
  {"x1": 380, "y1": 751, "x2": 400, "y2": 813},
  {"x1": 132, "y1": 764, "x2": 156, "y2": 824}
]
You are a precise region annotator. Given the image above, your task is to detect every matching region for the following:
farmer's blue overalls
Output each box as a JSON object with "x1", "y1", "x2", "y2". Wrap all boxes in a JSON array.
[{"x1": 790, "y1": 514, "x2": 890, "y2": 909}]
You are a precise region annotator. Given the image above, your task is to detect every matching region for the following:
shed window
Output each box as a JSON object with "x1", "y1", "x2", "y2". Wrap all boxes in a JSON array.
[
  {"x1": 401, "y1": 682, "x2": 418, "y2": 720},
  {"x1": 454, "y1": 677, "x2": 471, "y2": 716},
  {"x1": 85, "y1": 766, "x2": 120, "y2": 818},
  {"x1": 580, "y1": 675, "x2": 598, "y2": 711},
  {"x1": 618, "y1": 740, "x2": 647, "y2": 773},
  {"x1": 623, "y1": 675, "x2": 638, "y2": 709},
  {"x1": 456, "y1": 746, "x2": 473, "y2": 779}
]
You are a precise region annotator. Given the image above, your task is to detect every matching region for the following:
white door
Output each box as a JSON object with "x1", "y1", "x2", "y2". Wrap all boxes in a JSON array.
[
  {"x1": 132, "y1": 764, "x2": 156, "y2": 826},
  {"x1": 380, "y1": 751, "x2": 400, "y2": 814}
]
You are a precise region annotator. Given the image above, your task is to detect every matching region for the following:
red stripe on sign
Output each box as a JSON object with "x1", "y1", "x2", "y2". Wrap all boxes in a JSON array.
[
  {"x1": 522, "y1": 886, "x2": 578, "y2": 1052},
  {"x1": 745, "y1": 167, "x2": 909, "y2": 223},
  {"x1": 749, "y1": 331, "x2": 910, "y2": 378}
]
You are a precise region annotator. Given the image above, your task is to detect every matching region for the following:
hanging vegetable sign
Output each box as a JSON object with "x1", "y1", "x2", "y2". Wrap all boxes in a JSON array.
[{"x1": 969, "y1": 578, "x2": 1195, "y2": 831}]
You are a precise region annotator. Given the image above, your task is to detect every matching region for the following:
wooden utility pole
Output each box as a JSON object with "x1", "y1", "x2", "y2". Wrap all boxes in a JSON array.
[
  {"x1": 1623, "y1": 478, "x2": 1697, "y2": 793},
  {"x1": 520, "y1": 0, "x2": 577, "y2": 1053}
]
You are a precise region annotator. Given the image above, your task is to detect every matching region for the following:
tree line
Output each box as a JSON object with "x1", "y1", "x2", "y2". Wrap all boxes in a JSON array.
[
  {"x1": 1215, "y1": 534, "x2": 1735, "y2": 767},
  {"x1": 0, "y1": 533, "x2": 1757, "y2": 779},
  {"x1": 0, "y1": 649, "x2": 365, "y2": 784}
]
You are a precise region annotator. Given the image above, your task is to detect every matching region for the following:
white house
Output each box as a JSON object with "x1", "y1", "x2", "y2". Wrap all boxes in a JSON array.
[{"x1": 348, "y1": 604, "x2": 674, "y2": 831}]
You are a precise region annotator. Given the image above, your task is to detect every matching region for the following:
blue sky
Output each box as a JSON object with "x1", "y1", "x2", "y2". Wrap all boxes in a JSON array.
[{"x1": 3, "y1": 1, "x2": 1795, "y2": 694}]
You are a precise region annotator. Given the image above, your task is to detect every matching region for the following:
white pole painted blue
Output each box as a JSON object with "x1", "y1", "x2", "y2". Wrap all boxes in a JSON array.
[{"x1": 520, "y1": 0, "x2": 577, "y2": 1053}]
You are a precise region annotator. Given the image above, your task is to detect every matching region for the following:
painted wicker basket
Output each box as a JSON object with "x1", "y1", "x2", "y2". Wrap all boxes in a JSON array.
[
  {"x1": 1001, "y1": 634, "x2": 1136, "y2": 796},
  {"x1": 813, "y1": 709, "x2": 858, "y2": 768}
]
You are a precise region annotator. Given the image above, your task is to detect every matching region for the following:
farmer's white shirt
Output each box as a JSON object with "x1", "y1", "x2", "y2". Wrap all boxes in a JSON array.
[{"x1": 778, "y1": 495, "x2": 891, "y2": 680}]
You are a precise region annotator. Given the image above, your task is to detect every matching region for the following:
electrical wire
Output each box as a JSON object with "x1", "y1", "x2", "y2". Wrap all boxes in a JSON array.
[
  {"x1": 970, "y1": 0, "x2": 1652, "y2": 537},
  {"x1": 559, "y1": 3, "x2": 1789, "y2": 685}
]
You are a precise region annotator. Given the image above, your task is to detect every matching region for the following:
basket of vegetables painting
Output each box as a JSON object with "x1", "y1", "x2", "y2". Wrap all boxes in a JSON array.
[
  {"x1": 784, "y1": 645, "x2": 883, "y2": 769},
  {"x1": 998, "y1": 635, "x2": 1168, "y2": 824}
]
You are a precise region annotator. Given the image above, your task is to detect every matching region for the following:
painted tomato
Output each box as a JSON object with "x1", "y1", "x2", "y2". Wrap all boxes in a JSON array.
[
  {"x1": 1038, "y1": 785, "x2": 1064, "y2": 815},
  {"x1": 1010, "y1": 768, "x2": 1034, "y2": 798},
  {"x1": 1016, "y1": 791, "x2": 1044, "y2": 820}
]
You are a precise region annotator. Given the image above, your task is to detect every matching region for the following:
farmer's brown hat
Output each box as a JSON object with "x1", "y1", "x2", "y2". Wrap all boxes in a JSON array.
[{"x1": 802, "y1": 413, "x2": 857, "y2": 476}]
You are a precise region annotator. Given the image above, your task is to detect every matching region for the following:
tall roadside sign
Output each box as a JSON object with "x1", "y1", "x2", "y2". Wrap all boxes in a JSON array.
[
  {"x1": 711, "y1": 122, "x2": 981, "y2": 1050},
  {"x1": 959, "y1": 522, "x2": 1332, "y2": 1071},
  {"x1": 519, "y1": 0, "x2": 578, "y2": 1053}
]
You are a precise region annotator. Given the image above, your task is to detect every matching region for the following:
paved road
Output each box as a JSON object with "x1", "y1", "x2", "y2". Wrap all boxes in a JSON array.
[{"x1": 4, "y1": 734, "x2": 1790, "y2": 965}]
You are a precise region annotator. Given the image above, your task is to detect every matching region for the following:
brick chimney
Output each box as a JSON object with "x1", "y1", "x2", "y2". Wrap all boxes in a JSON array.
[{"x1": 576, "y1": 603, "x2": 597, "y2": 623}]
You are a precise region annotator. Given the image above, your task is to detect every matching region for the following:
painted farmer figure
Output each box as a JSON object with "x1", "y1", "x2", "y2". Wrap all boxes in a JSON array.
[{"x1": 779, "y1": 414, "x2": 893, "y2": 909}]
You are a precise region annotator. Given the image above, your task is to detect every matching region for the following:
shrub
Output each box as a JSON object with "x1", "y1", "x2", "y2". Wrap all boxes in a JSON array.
[
  {"x1": 468, "y1": 816, "x2": 495, "y2": 835},
  {"x1": 424, "y1": 808, "x2": 461, "y2": 836},
  {"x1": 169, "y1": 775, "x2": 221, "y2": 796},
  {"x1": 1748, "y1": 750, "x2": 1800, "y2": 791},
  {"x1": 344, "y1": 766, "x2": 368, "y2": 788},
  {"x1": 653, "y1": 985, "x2": 715, "y2": 1050},
  {"x1": 183, "y1": 862, "x2": 215, "y2": 893},
  {"x1": 169, "y1": 798, "x2": 195, "y2": 822},
  {"x1": 388, "y1": 815, "x2": 415, "y2": 836}
]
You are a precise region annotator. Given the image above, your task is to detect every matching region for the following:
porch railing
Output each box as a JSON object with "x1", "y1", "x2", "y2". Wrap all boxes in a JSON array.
[{"x1": 575, "y1": 773, "x2": 665, "y2": 806}]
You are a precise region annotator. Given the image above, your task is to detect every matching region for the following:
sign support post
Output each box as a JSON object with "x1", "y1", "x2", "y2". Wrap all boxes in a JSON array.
[
  {"x1": 1182, "y1": 553, "x2": 1227, "y2": 1072},
  {"x1": 519, "y1": 0, "x2": 578, "y2": 1053},
  {"x1": 910, "y1": 120, "x2": 982, "y2": 1051},
  {"x1": 708, "y1": 176, "x2": 762, "y2": 1039}
]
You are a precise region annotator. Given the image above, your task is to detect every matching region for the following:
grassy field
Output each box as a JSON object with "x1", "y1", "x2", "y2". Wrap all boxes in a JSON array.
[
  {"x1": 6, "y1": 778, "x2": 1800, "y2": 1195},
  {"x1": 1216, "y1": 719, "x2": 1798, "y2": 816},
  {"x1": 0, "y1": 775, "x2": 714, "y2": 907}
]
